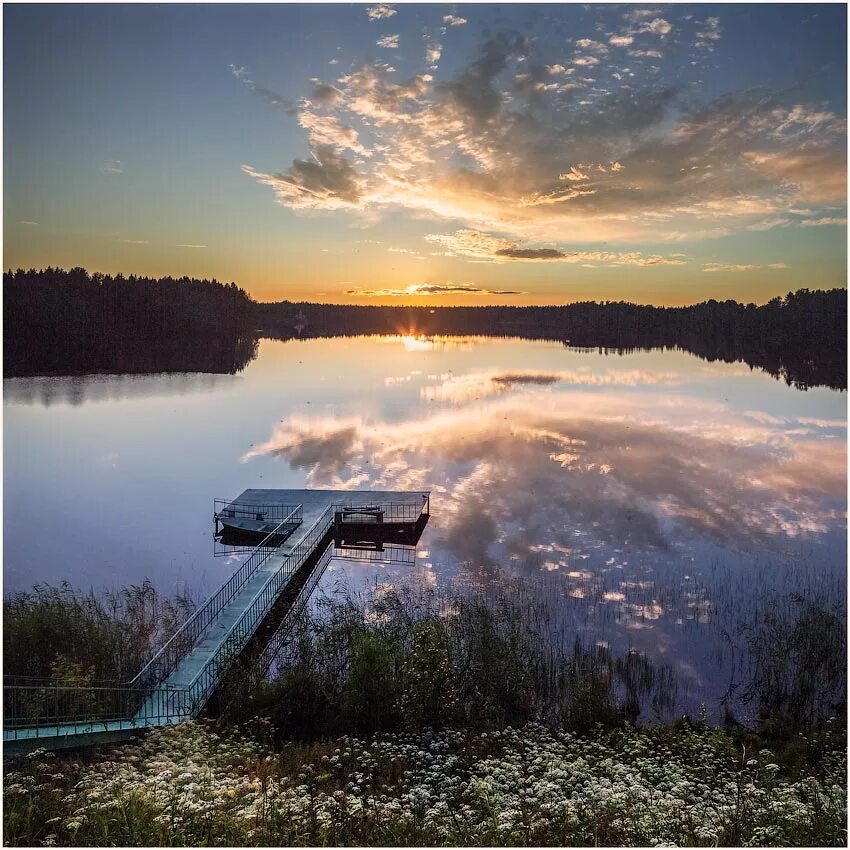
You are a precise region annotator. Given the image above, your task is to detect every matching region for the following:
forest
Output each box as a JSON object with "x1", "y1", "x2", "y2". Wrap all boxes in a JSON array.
[{"x1": 4, "y1": 267, "x2": 846, "y2": 390}]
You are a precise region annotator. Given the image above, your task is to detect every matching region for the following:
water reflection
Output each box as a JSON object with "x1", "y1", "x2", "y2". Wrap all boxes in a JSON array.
[
  {"x1": 4, "y1": 373, "x2": 239, "y2": 407},
  {"x1": 241, "y1": 357, "x2": 846, "y2": 717},
  {"x1": 243, "y1": 389, "x2": 846, "y2": 557},
  {"x1": 4, "y1": 335, "x2": 846, "y2": 718}
]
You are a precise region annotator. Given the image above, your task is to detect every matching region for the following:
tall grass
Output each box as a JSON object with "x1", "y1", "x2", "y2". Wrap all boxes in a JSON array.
[
  {"x1": 223, "y1": 580, "x2": 679, "y2": 741},
  {"x1": 3, "y1": 581, "x2": 195, "y2": 685}
]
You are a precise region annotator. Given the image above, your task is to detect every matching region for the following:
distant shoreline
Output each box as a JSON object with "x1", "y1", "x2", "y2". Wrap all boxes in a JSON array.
[{"x1": 4, "y1": 268, "x2": 847, "y2": 390}]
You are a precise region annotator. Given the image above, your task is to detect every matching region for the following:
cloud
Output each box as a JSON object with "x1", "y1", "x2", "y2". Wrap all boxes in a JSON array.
[
  {"x1": 422, "y1": 369, "x2": 681, "y2": 403},
  {"x1": 609, "y1": 34, "x2": 634, "y2": 47},
  {"x1": 443, "y1": 14, "x2": 467, "y2": 26},
  {"x1": 101, "y1": 160, "x2": 123, "y2": 175},
  {"x1": 629, "y1": 49, "x2": 663, "y2": 59},
  {"x1": 695, "y1": 16, "x2": 721, "y2": 50},
  {"x1": 745, "y1": 217, "x2": 792, "y2": 231},
  {"x1": 119, "y1": 238, "x2": 149, "y2": 244},
  {"x1": 377, "y1": 34, "x2": 399, "y2": 49},
  {"x1": 229, "y1": 64, "x2": 295, "y2": 113},
  {"x1": 639, "y1": 18, "x2": 672, "y2": 36},
  {"x1": 624, "y1": 9, "x2": 662, "y2": 23},
  {"x1": 17, "y1": 220, "x2": 38, "y2": 226},
  {"x1": 242, "y1": 145, "x2": 363, "y2": 210},
  {"x1": 298, "y1": 111, "x2": 367, "y2": 155},
  {"x1": 496, "y1": 246, "x2": 565, "y2": 260},
  {"x1": 800, "y1": 216, "x2": 847, "y2": 227},
  {"x1": 238, "y1": 29, "x2": 847, "y2": 244},
  {"x1": 309, "y1": 82, "x2": 344, "y2": 106},
  {"x1": 345, "y1": 282, "x2": 525, "y2": 297},
  {"x1": 175, "y1": 243, "x2": 208, "y2": 249},
  {"x1": 425, "y1": 36, "x2": 442, "y2": 68},
  {"x1": 575, "y1": 38, "x2": 608, "y2": 53},
  {"x1": 702, "y1": 262, "x2": 788, "y2": 272},
  {"x1": 744, "y1": 148, "x2": 847, "y2": 203},
  {"x1": 425, "y1": 229, "x2": 688, "y2": 266},
  {"x1": 366, "y1": 3, "x2": 396, "y2": 20}
]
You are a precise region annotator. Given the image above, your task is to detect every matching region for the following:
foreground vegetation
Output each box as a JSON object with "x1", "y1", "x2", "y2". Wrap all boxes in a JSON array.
[
  {"x1": 4, "y1": 581, "x2": 193, "y2": 684},
  {"x1": 221, "y1": 582, "x2": 679, "y2": 739},
  {"x1": 4, "y1": 579, "x2": 845, "y2": 845},
  {"x1": 5, "y1": 718, "x2": 845, "y2": 846}
]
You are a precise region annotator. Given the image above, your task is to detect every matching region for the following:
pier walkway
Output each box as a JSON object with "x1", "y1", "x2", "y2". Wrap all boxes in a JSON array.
[{"x1": 3, "y1": 490, "x2": 429, "y2": 756}]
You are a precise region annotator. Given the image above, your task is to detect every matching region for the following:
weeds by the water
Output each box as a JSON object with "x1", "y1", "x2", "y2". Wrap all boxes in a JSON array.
[
  {"x1": 3, "y1": 581, "x2": 194, "y2": 683},
  {"x1": 4, "y1": 719, "x2": 845, "y2": 847},
  {"x1": 223, "y1": 581, "x2": 678, "y2": 740}
]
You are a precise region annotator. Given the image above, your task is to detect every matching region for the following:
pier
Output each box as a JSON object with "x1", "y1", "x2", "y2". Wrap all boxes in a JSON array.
[{"x1": 3, "y1": 489, "x2": 430, "y2": 755}]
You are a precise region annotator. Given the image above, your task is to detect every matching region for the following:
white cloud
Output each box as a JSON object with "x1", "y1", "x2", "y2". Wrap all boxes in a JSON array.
[
  {"x1": 443, "y1": 14, "x2": 467, "y2": 27},
  {"x1": 575, "y1": 38, "x2": 608, "y2": 53},
  {"x1": 425, "y1": 36, "x2": 442, "y2": 68},
  {"x1": 800, "y1": 216, "x2": 847, "y2": 227},
  {"x1": 377, "y1": 34, "x2": 400, "y2": 49},
  {"x1": 366, "y1": 4, "x2": 396, "y2": 21},
  {"x1": 702, "y1": 262, "x2": 788, "y2": 272},
  {"x1": 238, "y1": 31, "x2": 847, "y2": 245},
  {"x1": 639, "y1": 18, "x2": 672, "y2": 36},
  {"x1": 745, "y1": 217, "x2": 792, "y2": 231},
  {"x1": 101, "y1": 160, "x2": 123, "y2": 174},
  {"x1": 609, "y1": 34, "x2": 634, "y2": 47},
  {"x1": 695, "y1": 16, "x2": 721, "y2": 50},
  {"x1": 425, "y1": 229, "x2": 688, "y2": 266}
]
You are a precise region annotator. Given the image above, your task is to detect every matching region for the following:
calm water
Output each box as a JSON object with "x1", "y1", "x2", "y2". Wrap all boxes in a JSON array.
[{"x1": 4, "y1": 336, "x2": 846, "y2": 717}]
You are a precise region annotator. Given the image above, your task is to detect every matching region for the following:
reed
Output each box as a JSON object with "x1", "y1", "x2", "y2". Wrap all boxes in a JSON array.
[
  {"x1": 223, "y1": 579, "x2": 678, "y2": 740},
  {"x1": 3, "y1": 581, "x2": 195, "y2": 684}
]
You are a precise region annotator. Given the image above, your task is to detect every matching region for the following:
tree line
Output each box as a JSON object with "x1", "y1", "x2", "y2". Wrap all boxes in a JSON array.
[
  {"x1": 4, "y1": 267, "x2": 846, "y2": 389},
  {"x1": 4, "y1": 267, "x2": 256, "y2": 376}
]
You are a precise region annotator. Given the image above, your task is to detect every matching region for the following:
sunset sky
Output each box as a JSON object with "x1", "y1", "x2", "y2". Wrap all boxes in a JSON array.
[{"x1": 4, "y1": 3, "x2": 847, "y2": 305}]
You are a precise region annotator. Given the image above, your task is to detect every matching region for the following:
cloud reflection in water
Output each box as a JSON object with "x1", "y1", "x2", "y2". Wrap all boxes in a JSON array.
[
  {"x1": 242, "y1": 364, "x2": 845, "y2": 715},
  {"x1": 243, "y1": 383, "x2": 845, "y2": 565}
]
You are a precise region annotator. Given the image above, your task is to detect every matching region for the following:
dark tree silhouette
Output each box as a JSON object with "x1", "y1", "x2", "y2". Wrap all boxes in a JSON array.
[{"x1": 4, "y1": 267, "x2": 257, "y2": 376}]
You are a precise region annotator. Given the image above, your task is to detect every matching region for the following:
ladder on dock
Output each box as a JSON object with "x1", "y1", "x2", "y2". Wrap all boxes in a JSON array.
[{"x1": 3, "y1": 490, "x2": 429, "y2": 755}]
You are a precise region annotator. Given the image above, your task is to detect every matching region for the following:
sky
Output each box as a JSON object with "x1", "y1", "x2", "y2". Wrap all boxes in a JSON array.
[{"x1": 3, "y1": 2, "x2": 847, "y2": 306}]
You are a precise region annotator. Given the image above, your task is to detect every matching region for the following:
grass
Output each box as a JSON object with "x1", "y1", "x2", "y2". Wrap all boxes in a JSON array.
[
  {"x1": 220, "y1": 580, "x2": 679, "y2": 740},
  {"x1": 3, "y1": 581, "x2": 194, "y2": 684}
]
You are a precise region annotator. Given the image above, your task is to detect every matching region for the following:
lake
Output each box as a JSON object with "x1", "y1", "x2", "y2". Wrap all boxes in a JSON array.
[{"x1": 4, "y1": 335, "x2": 846, "y2": 719}]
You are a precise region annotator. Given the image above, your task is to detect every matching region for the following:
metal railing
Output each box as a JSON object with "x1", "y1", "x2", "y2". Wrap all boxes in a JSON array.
[
  {"x1": 182, "y1": 505, "x2": 339, "y2": 714},
  {"x1": 334, "y1": 543, "x2": 418, "y2": 565},
  {"x1": 3, "y1": 681, "x2": 190, "y2": 736},
  {"x1": 223, "y1": 544, "x2": 337, "y2": 707},
  {"x1": 184, "y1": 499, "x2": 430, "y2": 714},
  {"x1": 214, "y1": 500, "x2": 302, "y2": 522},
  {"x1": 335, "y1": 499, "x2": 430, "y2": 523},
  {"x1": 130, "y1": 505, "x2": 302, "y2": 692}
]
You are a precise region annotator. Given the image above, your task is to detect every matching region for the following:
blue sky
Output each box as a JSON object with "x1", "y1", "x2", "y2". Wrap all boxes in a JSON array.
[{"x1": 4, "y1": 3, "x2": 847, "y2": 304}]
